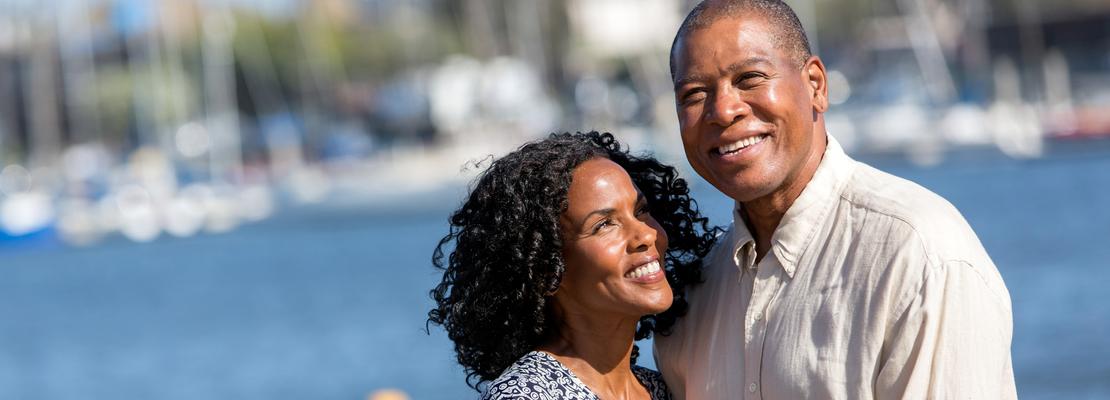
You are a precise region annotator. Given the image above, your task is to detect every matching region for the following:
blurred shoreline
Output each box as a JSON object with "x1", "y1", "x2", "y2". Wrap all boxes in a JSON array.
[{"x1": 5, "y1": 132, "x2": 1110, "y2": 254}]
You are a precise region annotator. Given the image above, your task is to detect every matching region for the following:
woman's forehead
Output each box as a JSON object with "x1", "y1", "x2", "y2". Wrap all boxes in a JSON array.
[{"x1": 566, "y1": 160, "x2": 639, "y2": 207}]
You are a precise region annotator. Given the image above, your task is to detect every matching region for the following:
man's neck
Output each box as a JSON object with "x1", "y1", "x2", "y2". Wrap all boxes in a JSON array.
[
  {"x1": 739, "y1": 200, "x2": 784, "y2": 261},
  {"x1": 740, "y1": 133, "x2": 828, "y2": 261}
]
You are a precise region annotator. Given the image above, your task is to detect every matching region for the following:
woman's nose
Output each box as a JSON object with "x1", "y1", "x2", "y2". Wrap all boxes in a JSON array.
[{"x1": 629, "y1": 219, "x2": 658, "y2": 252}]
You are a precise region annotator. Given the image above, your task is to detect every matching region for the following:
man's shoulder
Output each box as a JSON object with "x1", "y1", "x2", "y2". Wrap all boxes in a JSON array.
[
  {"x1": 834, "y1": 160, "x2": 1009, "y2": 320},
  {"x1": 839, "y1": 160, "x2": 985, "y2": 262},
  {"x1": 653, "y1": 228, "x2": 733, "y2": 353},
  {"x1": 843, "y1": 161, "x2": 961, "y2": 226}
]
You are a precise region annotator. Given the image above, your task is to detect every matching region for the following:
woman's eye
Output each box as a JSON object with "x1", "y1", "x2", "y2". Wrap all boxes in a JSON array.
[
  {"x1": 635, "y1": 205, "x2": 649, "y2": 217},
  {"x1": 592, "y1": 218, "x2": 615, "y2": 234}
]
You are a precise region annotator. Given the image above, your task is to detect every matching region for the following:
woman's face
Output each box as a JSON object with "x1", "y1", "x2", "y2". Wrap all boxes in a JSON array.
[{"x1": 555, "y1": 158, "x2": 672, "y2": 319}]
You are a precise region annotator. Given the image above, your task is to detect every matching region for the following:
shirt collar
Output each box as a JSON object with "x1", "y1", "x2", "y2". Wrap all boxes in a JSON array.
[
  {"x1": 729, "y1": 206, "x2": 756, "y2": 272},
  {"x1": 729, "y1": 134, "x2": 856, "y2": 279}
]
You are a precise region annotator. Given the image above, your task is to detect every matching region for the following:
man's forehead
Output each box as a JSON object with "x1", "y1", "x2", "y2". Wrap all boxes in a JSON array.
[
  {"x1": 681, "y1": 14, "x2": 774, "y2": 50},
  {"x1": 671, "y1": 18, "x2": 780, "y2": 80}
]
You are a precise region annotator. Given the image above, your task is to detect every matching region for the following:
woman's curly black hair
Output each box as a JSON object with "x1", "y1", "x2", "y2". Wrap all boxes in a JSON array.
[{"x1": 427, "y1": 131, "x2": 720, "y2": 389}]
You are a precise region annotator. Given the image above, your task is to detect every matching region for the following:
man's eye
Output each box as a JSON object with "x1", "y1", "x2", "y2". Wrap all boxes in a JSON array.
[
  {"x1": 736, "y1": 73, "x2": 767, "y2": 86},
  {"x1": 682, "y1": 89, "x2": 706, "y2": 104}
]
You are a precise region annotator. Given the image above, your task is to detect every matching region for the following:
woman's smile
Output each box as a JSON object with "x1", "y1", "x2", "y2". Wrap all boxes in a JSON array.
[{"x1": 624, "y1": 258, "x2": 664, "y2": 283}]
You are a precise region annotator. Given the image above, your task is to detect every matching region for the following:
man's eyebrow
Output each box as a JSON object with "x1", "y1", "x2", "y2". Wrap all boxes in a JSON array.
[
  {"x1": 726, "y1": 57, "x2": 773, "y2": 73},
  {"x1": 673, "y1": 57, "x2": 774, "y2": 90},
  {"x1": 674, "y1": 73, "x2": 710, "y2": 90}
]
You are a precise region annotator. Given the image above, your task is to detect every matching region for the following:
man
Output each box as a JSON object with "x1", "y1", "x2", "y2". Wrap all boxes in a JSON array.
[{"x1": 653, "y1": 0, "x2": 1017, "y2": 398}]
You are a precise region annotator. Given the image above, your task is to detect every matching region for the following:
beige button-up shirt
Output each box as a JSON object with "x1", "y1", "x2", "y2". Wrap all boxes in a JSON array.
[{"x1": 655, "y1": 136, "x2": 1016, "y2": 399}]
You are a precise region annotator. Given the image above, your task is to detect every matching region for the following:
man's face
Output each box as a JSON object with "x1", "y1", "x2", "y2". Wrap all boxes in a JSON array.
[{"x1": 672, "y1": 15, "x2": 827, "y2": 203}]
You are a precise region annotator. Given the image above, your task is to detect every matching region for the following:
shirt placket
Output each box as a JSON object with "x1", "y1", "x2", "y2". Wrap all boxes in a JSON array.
[{"x1": 742, "y1": 247, "x2": 785, "y2": 400}]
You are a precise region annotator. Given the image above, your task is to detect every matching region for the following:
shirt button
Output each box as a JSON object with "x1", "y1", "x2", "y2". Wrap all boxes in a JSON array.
[
  {"x1": 754, "y1": 312, "x2": 764, "y2": 321},
  {"x1": 749, "y1": 383, "x2": 758, "y2": 393}
]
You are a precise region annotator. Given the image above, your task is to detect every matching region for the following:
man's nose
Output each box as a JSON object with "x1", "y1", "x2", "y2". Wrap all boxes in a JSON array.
[{"x1": 707, "y1": 88, "x2": 749, "y2": 126}]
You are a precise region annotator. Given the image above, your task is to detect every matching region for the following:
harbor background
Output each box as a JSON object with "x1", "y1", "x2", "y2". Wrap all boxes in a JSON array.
[{"x1": 0, "y1": 0, "x2": 1108, "y2": 399}]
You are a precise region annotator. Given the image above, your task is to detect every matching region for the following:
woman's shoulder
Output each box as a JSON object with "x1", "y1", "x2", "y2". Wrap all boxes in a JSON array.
[
  {"x1": 481, "y1": 352, "x2": 672, "y2": 400},
  {"x1": 481, "y1": 351, "x2": 596, "y2": 400},
  {"x1": 632, "y1": 366, "x2": 672, "y2": 400}
]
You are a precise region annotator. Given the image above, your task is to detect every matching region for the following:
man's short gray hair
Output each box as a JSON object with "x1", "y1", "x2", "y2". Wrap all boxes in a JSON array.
[{"x1": 670, "y1": 0, "x2": 813, "y2": 79}]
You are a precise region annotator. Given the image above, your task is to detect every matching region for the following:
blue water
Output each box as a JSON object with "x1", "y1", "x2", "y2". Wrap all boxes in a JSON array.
[{"x1": 1, "y1": 141, "x2": 1108, "y2": 399}]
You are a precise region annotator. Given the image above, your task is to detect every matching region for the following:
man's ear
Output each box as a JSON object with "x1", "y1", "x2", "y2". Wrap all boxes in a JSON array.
[{"x1": 804, "y1": 56, "x2": 829, "y2": 113}]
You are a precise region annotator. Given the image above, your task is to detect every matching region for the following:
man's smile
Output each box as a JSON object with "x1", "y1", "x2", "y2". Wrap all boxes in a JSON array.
[{"x1": 714, "y1": 134, "x2": 769, "y2": 155}]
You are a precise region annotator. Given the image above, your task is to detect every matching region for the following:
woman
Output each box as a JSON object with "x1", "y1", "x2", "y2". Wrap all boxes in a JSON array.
[{"x1": 428, "y1": 132, "x2": 718, "y2": 399}]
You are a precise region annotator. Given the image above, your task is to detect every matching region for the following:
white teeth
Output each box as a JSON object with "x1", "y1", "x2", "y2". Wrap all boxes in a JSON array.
[
  {"x1": 626, "y1": 260, "x2": 661, "y2": 279},
  {"x1": 717, "y1": 135, "x2": 766, "y2": 154}
]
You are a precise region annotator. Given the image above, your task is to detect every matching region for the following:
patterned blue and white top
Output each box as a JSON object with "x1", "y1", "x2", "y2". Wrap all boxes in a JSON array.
[{"x1": 482, "y1": 351, "x2": 671, "y2": 400}]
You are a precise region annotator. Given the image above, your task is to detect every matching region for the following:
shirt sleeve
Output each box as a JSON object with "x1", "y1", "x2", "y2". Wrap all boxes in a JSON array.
[
  {"x1": 874, "y1": 259, "x2": 1017, "y2": 399},
  {"x1": 653, "y1": 336, "x2": 685, "y2": 400}
]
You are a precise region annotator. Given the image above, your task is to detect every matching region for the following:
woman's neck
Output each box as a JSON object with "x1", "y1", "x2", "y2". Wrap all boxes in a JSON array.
[{"x1": 538, "y1": 310, "x2": 649, "y2": 399}]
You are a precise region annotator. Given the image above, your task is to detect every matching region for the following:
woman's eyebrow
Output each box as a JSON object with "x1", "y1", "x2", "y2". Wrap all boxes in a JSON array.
[
  {"x1": 578, "y1": 192, "x2": 646, "y2": 226},
  {"x1": 578, "y1": 208, "x2": 615, "y2": 228}
]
